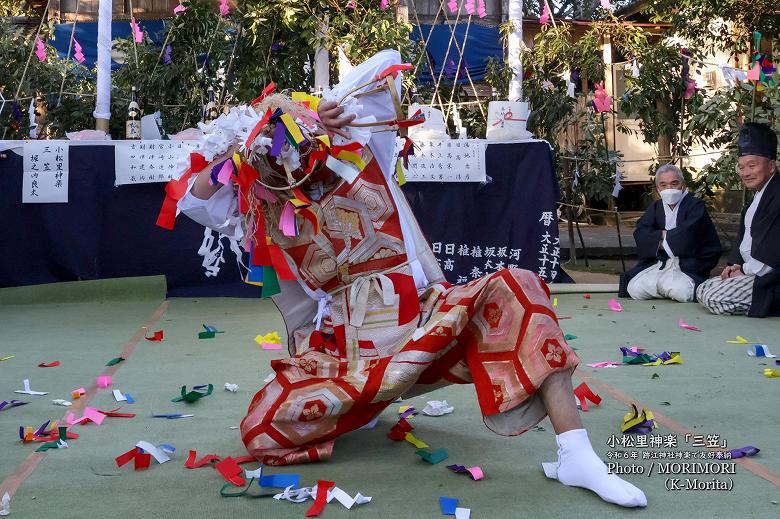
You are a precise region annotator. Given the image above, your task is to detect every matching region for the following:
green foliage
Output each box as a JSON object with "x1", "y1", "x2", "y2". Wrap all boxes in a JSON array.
[{"x1": 0, "y1": 1, "x2": 35, "y2": 16}]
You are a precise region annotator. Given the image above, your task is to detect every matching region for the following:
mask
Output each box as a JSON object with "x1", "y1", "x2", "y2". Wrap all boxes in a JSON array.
[{"x1": 659, "y1": 188, "x2": 684, "y2": 205}]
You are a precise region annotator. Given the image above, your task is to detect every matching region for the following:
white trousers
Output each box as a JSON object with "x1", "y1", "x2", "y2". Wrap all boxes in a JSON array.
[{"x1": 627, "y1": 258, "x2": 695, "y2": 302}]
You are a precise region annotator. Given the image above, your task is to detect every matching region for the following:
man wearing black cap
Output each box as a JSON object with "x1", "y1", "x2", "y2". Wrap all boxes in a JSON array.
[{"x1": 697, "y1": 122, "x2": 780, "y2": 317}]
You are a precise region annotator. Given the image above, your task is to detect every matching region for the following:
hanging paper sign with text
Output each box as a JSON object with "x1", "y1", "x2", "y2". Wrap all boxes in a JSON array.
[
  {"x1": 114, "y1": 140, "x2": 200, "y2": 186},
  {"x1": 22, "y1": 141, "x2": 69, "y2": 203},
  {"x1": 395, "y1": 138, "x2": 486, "y2": 182}
]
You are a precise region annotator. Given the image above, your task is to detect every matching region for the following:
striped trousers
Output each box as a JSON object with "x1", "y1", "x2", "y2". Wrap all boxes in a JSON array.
[{"x1": 696, "y1": 275, "x2": 755, "y2": 315}]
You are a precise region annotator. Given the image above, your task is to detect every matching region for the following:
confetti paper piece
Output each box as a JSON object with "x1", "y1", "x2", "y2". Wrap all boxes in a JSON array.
[
  {"x1": 173, "y1": 3, "x2": 186, "y2": 14},
  {"x1": 729, "y1": 446, "x2": 760, "y2": 459},
  {"x1": 35, "y1": 36, "x2": 46, "y2": 61},
  {"x1": 564, "y1": 334, "x2": 577, "y2": 341},
  {"x1": 136, "y1": 441, "x2": 174, "y2": 464},
  {"x1": 14, "y1": 379, "x2": 48, "y2": 395},
  {"x1": 587, "y1": 362, "x2": 620, "y2": 368},
  {"x1": 621, "y1": 404, "x2": 656, "y2": 434},
  {"x1": 116, "y1": 447, "x2": 152, "y2": 470},
  {"x1": 96, "y1": 375, "x2": 112, "y2": 388},
  {"x1": 71, "y1": 387, "x2": 86, "y2": 399},
  {"x1": 0, "y1": 400, "x2": 28, "y2": 412},
  {"x1": 112, "y1": 389, "x2": 135, "y2": 403},
  {"x1": 405, "y1": 432, "x2": 429, "y2": 449},
  {"x1": 215, "y1": 456, "x2": 246, "y2": 486},
  {"x1": 203, "y1": 324, "x2": 223, "y2": 334},
  {"x1": 327, "y1": 487, "x2": 372, "y2": 509},
  {"x1": 416, "y1": 448, "x2": 449, "y2": 464},
  {"x1": 422, "y1": 400, "x2": 454, "y2": 416},
  {"x1": 255, "y1": 332, "x2": 282, "y2": 348},
  {"x1": 583, "y1": 294, "x2": 591, "y2": 299},
  {"x1": 747, "y1": 344, "x2": 776, "y2": 358},
  {"x1": 106, "y1": 357, "x2": 125, "y2": 366},
  {"x1": 727, "y1": 336, "x2": 749, "y2": 344},
  {"x1": 607, "y1": 299, "x2": 623, "y2": 312},
  {"x1": 152, "y1": 412, "x2": 194, "y2": 419},
  {"x1": 100, "y1": 407, "x2": 136, "y2": 418},
  {"x1": 1, "y1": 492, "x2": 9, "y2": 516},
  {"x1": 172, "y1": 383, "x2": 214, "y2": 403},
  {"x1": 52, "y1": 399, "x2": 72, "y2": 407},
  {"x1": 678, "y1": 318, "x2": 701, "y2": 332},
  {"x1": 440, "y1": 496, "x2": 459, "y2": 515},
  {"x1": 38, "y1": 361, "x2": 60, "y2": 368},
  {"x1": 0, "y1": 355, "x2": 14, "y2": 362},
  {"x1": 398, "y1": 405, "x2": 417, "y2": 419},
  {"x1": 145, "y1": 329, "x2": 164, "y2": 341},
  {"x1": 552, "y1": 297, "x2": 558, "y2": 307},
  {"x1": 199, "y1": 331, "x2": 216, "y2": 339},
  {"x1": 306, "y1": 480, "x2": 335, "y2": 517},
  {"x1": 763, "y1": 368, "x2": 780, "y2": 378},
  {"x1": 224, "y1": 383, "x2": 239, "y2": 392},
  {"x1": 573, "y1": 382, "x2": 602, "y2": 411},
  {"x1": 185, "y1": 450, "x2": 220, "y2": 469},
  {"x1": 455, "y1": 508, "x2": 471, "y2": 519},
  {"x1": 447, "y1": 465, "x2": 484, "y2": 481},
  {"x1": 387, "y1": 418, "x2": 413, "y2": 441},
  {"x1": 67, "y1": 407, "x2": 106, "y2": 425},
  {"x1": 73, "y1": 38, "x2": 85, "y2": 63},
  {"x1": 261, "y1": 472, "x2": 301, "y2": 489},
  {"x1": 642, "y1": 351, "x2": 683, "y2": 366},
  {"x1": 130, "y1": 17, "x2": 143, "y2": 43}
]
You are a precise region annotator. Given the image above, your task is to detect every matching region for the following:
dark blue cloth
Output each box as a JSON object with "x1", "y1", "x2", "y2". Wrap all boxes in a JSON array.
[
  {"x1": 51, "y1": 21, "x2": 168, "y2": 70},
  {"x1": 411, "y1": 23, "x2": 502, "y2": 84},
  {"x1": 0, "y1": 145, "x2": 258, "y2": 297},
  {"x1": 0, "y1": 141, "x2": 565, "y2": 296},
  {"x1": 402, "y1": 141, "x2": 570, "y2": 284}
]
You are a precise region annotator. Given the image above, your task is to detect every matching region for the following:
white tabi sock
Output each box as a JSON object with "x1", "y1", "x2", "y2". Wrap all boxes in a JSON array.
[{"x1": 541, "y1": 428, "x2": 647, "y2": 508}]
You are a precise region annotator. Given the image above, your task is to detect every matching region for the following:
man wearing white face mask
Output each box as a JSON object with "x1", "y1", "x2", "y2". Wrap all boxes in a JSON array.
[{"x1": 619, "y1": 164, "x2": 721, "y2": 302}]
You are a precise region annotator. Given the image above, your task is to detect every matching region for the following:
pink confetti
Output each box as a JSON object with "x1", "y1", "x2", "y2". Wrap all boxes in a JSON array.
[
  {"x1": 173, "y1": 3, "x2": 186, "y2": 14},
  {"x1": 607, "y1": 299, "x2": 623, "y2": 312},
  {"x1": 261, "y1": 343, "x2": 282, "y2": 350},
  {"x1": 587, "y1": 362, "x2": 620, "y2": 368},
  {"x1": 96, "y1": 375, "x2": 113, "y2": 388},
  {"x1": 678, "y1": 318, "x2": 701, "y2": 332},
  {"x1": 539, "y1": 2, "x2": 551, "y2": 24},
  {"x1": 216, "y1": 160, "x2": 233, "y2": 185},
  {"x1": 477, "y1": 0, "x2": 487, "y2": 17},
  {"x1": 73, "y1": 39, "x2": 85, "y2": 64},
  {"x1": 380, "y1": 0, "x2": 389, "y2": 9},
  {"x1": 464, "y1": 0, "x2": 475, "y2": 14},
  {"x1": 130, "y1": 17, "x2": 143, "y2": 43},
  {"x1": 593, "y1": 82, "x2": 613, "y2": 113},
  {"x1": 219, "y1": 0, "x2": 230, "y2": 16},
  {"x1": 35, "y1": 36, "x2": 46, "y2": 62},
  {"x1": 467, "y1": 466, "x2": 484, "y2": 480},
  {"x1": 747, "y1": 62, "x2": 761, "y2": 81}
]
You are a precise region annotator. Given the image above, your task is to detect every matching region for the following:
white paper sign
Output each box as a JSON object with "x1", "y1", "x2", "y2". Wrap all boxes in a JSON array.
[
  {"x1": 395, "y1": 138, "x2": 486, "y2": 182},
  {"x1": 114, "y1": 140, "x2": 200, "y2": 186},
  {"x1": 22, "y1": 141, "x2": 69, "y2": 203}
]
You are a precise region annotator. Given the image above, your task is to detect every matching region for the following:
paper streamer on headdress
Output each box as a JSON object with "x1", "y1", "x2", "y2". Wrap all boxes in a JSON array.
[{"x1": 156, "y1": 153, "x2": 209, "y2": 230}]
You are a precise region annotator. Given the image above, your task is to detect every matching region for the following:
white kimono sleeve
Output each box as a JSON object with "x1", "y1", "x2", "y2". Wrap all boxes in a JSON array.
[{"x1": 178, "y1": 176, "x2": 244, "y2": 240}]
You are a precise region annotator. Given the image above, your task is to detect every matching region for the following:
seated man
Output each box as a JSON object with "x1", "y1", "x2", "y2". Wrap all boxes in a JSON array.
[
  {"x1": 697, "y1": 123, "x2": 780, "y2": 317},
  {"x1": 619, "y1": 164, "x2": 721, "y2": 302}
]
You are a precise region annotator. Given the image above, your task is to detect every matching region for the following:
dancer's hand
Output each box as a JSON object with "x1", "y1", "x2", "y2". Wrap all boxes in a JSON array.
[
  {"x1": 720, "y1": 264, "x2": 743, "y2": 280},
  {"x1": 318, "y1": 100, "x2": 355, "y2": 139}
]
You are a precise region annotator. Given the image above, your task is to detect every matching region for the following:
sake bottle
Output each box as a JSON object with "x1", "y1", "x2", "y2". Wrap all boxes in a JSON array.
[{"x1": 126, "y1": 86, "x2": 141, "y2": 139}]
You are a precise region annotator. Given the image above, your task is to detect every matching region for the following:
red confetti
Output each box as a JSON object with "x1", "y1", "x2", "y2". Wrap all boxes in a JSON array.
[
  {"x1": 215, "y1": 456, "x2": 245, "y2": 486},
  {"x1": 145, "y1": 330, "x2": 164, "y2": 342},
  {"x1": 38, "y1": 361, "x2": 61, "y2": 367},
  {"x1": 305, "y1": 480, "x2": 335, "y2": 517}
]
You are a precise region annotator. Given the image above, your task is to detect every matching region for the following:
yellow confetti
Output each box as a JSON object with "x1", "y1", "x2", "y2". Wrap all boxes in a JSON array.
[
  {"x1": 395, "y1": 159, "x2": 407, "y2": 186},
  {"x1": 404, "y1": 432, "x2": 429, "y2": 449},
  {"x1": 553, "y1": 297, "x2": 558, "y2": 307},
  {"x1": 255, "y1": 332, "x2": 282, "y2": 346},
  {"x1": 0, "y1": 355, "x2": 14, "y2": 362},
  {"x1": 727, "y1": 336, "x2": 749, "y2": 344},
  {"x1": 764, "y1": 368, "x2": 780, "y2": 378}
]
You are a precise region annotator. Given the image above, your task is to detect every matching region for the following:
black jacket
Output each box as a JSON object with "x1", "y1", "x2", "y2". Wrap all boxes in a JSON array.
[
  {"x1": 727, "y1": 174, "x2": 780, "y2": 318},
  {"x1": 619, "y1": 194, "x2": 721, "y2": 299}
]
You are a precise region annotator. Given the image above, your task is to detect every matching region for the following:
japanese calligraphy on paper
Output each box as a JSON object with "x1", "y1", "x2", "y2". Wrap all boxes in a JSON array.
[
  {"x1": 396, "y1": 138, "x2": 486, "y2": 182},
  {"x1": 114, "y1": 140, "x2": 200, "y2": 186},
  {"x1": 22, "y1": 141, "x2": 69, "y2": 203}
]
